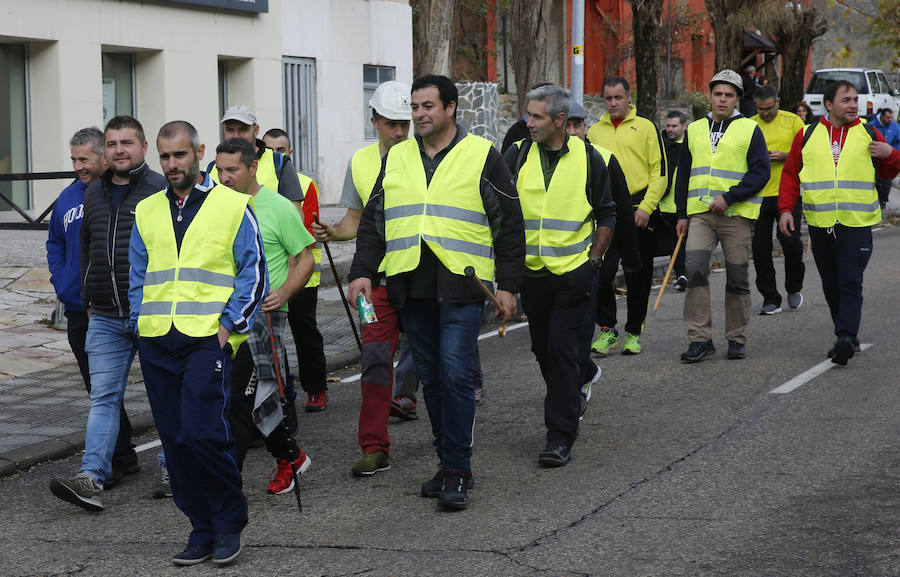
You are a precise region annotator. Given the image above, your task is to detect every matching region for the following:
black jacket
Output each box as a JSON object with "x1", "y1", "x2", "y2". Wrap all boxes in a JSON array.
[
  {"x1": 350, "y1": 126, "x2": 525, "y2": 308},
  {"x1": 80, "y1": 163, "x2": 166, "y2": 317}
]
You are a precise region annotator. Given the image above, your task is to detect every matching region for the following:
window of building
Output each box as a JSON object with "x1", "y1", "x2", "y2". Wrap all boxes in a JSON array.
[
  {"x1": 0, "y1": 43, "x2": 29, "y2": 211},
  {"x1": 102, "y1": 52, "x2": 135, "y2": 126},
  {"x1": 363, "y1": 65, "x2": 395, "y2": 139},
  {"x1": 282, "y1": 56, "x2": 317, "y2": 176}
]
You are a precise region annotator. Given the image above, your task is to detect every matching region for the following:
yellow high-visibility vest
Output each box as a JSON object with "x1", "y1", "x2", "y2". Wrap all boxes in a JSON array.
[
  {"x1": 297, "y1": 172, "x2": 322, "y2": 288},
  {"x1": 686, "y1": 117, "x2": 761, "y2": 219},
  {"x1": 135, "y1": 184, "x2": 250, "y2": 351},
  {"x1": 351, "y1": 143, "x2": 383, "y2": 208},
  {"x1": 798, "y1": 122, "x2": 879, "y2": 227},
  {"x1": 516, "y1": 135, "x2": 593, "y2": 275},
  {"x1": 382, "y1": 134, "x2": 495, "y2": 280},
  {"x1": 209, "y1": 147, "x2": 283, "y2": 192}
]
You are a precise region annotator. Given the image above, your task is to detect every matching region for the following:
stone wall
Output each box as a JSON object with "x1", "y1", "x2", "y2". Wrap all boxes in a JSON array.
[{"x1": 456, "y1": 82, "x2": 501, "y2": 147}]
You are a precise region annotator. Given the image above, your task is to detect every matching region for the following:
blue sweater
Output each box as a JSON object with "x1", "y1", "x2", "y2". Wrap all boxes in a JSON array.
[
  {"x1": 46, "y1": 180, "x2": 87, "y2": 312},
  {"x1": 871, "y1": 117, "x2": 900, "y2": 151}
]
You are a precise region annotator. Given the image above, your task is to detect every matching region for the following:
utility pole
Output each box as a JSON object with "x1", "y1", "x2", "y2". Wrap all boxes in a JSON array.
[{"x1": 571, "y1": 0, "x2": 584, "y2": 104}]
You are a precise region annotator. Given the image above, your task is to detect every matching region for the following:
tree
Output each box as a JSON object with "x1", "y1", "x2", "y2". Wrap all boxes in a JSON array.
[
  {"x1": 414, "y1": 0, "x2": 458, "y2": 76},
  {"x1": 704, "y1": 0, "x2": 771, "y2": 71},
  {"x1": 630, "y1": 0, "x2": 665, "y2": 119},
  {"x1": 768, "y1": 1, "x2": 828, "y2": 107},
  {"x1": 509, "y1": 0, "x2": 555, "y2": 115}
]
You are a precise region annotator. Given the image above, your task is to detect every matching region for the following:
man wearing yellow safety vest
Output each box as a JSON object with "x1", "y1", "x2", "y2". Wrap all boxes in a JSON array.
[
  {"x1": 314, "y1": 81, "x2": 423, "y2": 478},
  {"x1": 504, "y1": 85, "x2": 616, "y2": 467},
  {"x1": 674, "y1": 70, "x2": 770, "y2": 363},
  {"x1": 262, "y1": 128, "x2": 329, "y2": 413},
  {"x1": 214, "y1": 137, "x2": 316, "y2": 496},
  {"x1": 347, "y1": 75, "x2": 525, "y2": 510},
  {"x1": 660, "y1": 110, "x2": 688, "y2": 291},
  {"x1": 129, "y1": 121, "x2": 267, "y2": 567},
  {"x1": 586, "y1": 76, "x2": 668, "y2": 356},
  {"x1": 750, "y1": 85, "x2": 807, "y2": 316},
  {"x1": 778, "y1": 80, "x2": 900, "y2": 366}
]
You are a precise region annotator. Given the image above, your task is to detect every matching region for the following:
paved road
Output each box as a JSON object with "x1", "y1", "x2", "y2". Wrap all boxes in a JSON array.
[{"x1": 1, "y1": 225, "x2": 899, "y2": 576}]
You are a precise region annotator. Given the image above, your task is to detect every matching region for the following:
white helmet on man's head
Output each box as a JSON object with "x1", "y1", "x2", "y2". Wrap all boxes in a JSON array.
[{"x1": 370, "y1": 81, "x2": 412, "y2": 121}]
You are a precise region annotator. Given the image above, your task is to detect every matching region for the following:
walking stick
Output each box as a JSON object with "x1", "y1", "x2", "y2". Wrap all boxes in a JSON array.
[
  {"x1": 265, "y1": 312, "x2": 302, "y2": 514},
  {"x1": 312, "y1": 212, "x2": 362, "y2": 351},
  {"x1": 652, "y1": 234, "x2": 685, "y2": 314},
  {"x1": 464, "y1": 266, "x2": 508, "y2": 337}
]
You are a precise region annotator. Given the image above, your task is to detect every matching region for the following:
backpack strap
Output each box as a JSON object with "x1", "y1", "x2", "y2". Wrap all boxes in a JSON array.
[
  {"x1": 800, "y1": 123, "x2": 817, "y2": 149},
  {"x1": 512, "y1": 138, "x2": 532, "y2": 177}
]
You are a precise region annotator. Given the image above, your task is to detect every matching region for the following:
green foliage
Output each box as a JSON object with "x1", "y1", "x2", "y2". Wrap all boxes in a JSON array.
[{"x1": 684, "y1": 89, "x2": 711, "y2": 120}]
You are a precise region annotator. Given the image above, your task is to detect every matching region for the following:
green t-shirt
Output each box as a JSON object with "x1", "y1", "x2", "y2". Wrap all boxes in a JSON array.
[{"x1": 253, "y1": 185, "x2": 314, "y2": 311}]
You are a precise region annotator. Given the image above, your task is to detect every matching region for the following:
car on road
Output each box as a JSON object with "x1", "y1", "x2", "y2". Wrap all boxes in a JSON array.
[{"x1": 804, "y1": 68, "x2": 900, "y2": 119}]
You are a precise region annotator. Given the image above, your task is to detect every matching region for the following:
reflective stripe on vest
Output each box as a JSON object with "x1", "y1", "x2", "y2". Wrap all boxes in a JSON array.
[
  {"x1": 798, "y1": 122, "x2": 879, "y2": 228},
  {"x1": 517, "y1": 135, "x2": 593, "y2": 275},
  {"x1": 686, "y1": 117, "x2": 761, "y2": 219},
  {"x1": 297, "y1": 172, "x2": 322, "y2": 288},
  {"x1": 135, "y1": 185, "x2": 249, "y2": 347},
  {"x1": 382, "y1": 134, "x2": 494, "y2": 279}
]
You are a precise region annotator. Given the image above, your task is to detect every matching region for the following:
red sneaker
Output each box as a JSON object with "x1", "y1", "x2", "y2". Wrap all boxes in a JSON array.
[
  {"x1": 390, "y1": 395, "x2": 418, "y2": 420},
  {"x1": 267, "y1": 451, "x2": 311, "y2": 495},
  {"x1": 305, "y1": 390, "x2": 328, "y2": 412}
]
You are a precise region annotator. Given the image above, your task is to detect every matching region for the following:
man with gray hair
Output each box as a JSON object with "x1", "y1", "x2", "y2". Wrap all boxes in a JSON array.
[
  {"x1": 47, "y1": 128, "x2": 139, "y2": 485},
  {"x1": 504, "y1": 84, "x2": 616, "y2": 467}
]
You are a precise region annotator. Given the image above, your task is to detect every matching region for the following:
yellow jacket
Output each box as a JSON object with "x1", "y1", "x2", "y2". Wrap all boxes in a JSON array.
[{"x1": 586, "y1": 104, "x2": 666, "y2": 214}]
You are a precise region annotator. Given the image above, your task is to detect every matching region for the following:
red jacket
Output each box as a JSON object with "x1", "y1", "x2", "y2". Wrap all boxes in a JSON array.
[{"x1": 778, "y1": 116, "x2": 900, "y2": 214}]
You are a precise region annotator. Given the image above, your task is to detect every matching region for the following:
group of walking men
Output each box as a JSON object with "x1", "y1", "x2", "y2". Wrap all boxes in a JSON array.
[{"x1": 44, "y1": 67, "x2": 899, "y2": 563}]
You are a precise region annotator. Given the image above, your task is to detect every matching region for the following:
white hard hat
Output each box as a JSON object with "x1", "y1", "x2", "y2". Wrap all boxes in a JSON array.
[
  {"x1": 709, "y1": 69, "x2": 743, "y2": 97},
  {"x1": 369, "y1": 81, "x2": 412, "y2": 121}
]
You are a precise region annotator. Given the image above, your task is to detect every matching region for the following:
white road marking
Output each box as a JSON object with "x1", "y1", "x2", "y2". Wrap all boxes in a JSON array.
[
  {"x1": 770, "y1": 343, "x2": 872, "y2": 394},
  {"x1": 338, "y1": 321, "x2": 529, "y2": 383},
  {"x1": 135, "y1": 439, "x2": 162, "y2": 453}
]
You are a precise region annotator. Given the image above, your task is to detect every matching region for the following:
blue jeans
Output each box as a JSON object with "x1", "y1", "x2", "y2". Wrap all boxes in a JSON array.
[
  {"x1": 81, "y1": 314, "x2": 138, "y2": 484},
  {"x1": 401, "y1": 299, "x2": 484, "y2": 472}
]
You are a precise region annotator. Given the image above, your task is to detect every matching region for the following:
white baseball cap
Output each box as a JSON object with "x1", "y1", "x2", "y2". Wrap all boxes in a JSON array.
[
  {"x1": 221, "y1": 104, "x2": 257, "y2": 126},
  {"x1": 369, "y1": 81, "x2": 412, "y2": 121},
  {"x1": 709, "y1": 69, "x2": 743, "y2": 97}
]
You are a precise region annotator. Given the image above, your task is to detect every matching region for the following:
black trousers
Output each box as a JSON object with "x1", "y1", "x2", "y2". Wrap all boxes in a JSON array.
[
  {"x1": 658, "y1": 212, "x2": 686, "y2": 278},
  {"x1": 752, "y1": 196, "x2": 805, "y2": 307},
  {"x1": 595, "y1": 225, "x2": 653, "y2": 335},
  {"x1": 65, "y1": 310, "x2": 136, "y2": 469},
  {"x1": 522, "y1": 263, "x2": 595, "y2": 447},
  {"x1": 229, "y1": 342, "x2": 298, "y2": 468},
  {"x1": 287, "y1": 286, "x2": 326, "y2": 395},
  {"x1": 808, "y1": 224, "x2": 872, "y2": 340}
]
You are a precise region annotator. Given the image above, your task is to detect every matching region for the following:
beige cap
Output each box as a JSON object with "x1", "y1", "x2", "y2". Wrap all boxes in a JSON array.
[
  {"x1": 369, "y1": 81, "x2": 412, "y2": 121},
  {"x1": 709, "y1": 69, "x2": 743, "y2": 96},
  {"x1": 221, "y1": 104, "x2": 257, "y2": 126}
]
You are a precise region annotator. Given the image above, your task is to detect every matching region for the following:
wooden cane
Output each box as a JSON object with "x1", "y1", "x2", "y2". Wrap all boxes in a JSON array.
[
  {"x1": 464, "y1": 266, "x2": 507, "y2": 337},
  {"x1": 652, "y1": 234, "x2": 685, "y2": 314}
]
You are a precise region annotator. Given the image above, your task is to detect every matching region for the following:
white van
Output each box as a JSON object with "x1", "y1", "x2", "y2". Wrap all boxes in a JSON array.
[{"x1": 803, "y1": 68, "x2": 900, "y2": 118}]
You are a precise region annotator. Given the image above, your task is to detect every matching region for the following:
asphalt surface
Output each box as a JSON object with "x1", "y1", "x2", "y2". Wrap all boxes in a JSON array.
[{"x1": 1, "y1": 223, "x2": 898, "y2": 575}]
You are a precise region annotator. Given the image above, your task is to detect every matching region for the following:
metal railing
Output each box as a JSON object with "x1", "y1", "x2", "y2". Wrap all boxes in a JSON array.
[{"x1": 0, "y1": 171, "x2": 76, "y2": 229}]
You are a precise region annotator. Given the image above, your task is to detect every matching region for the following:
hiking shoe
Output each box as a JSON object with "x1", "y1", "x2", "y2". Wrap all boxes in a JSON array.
[
  {"x1": 680, "y1": 340, "x2": 716, "y2": 363},
  {"x1": 49, "y1": 472, "x2": 103, "y2": 511},
  {"x1": 673, "y1": 275, "x2": 687, "y2": 292},
  {"x1": 827, "y1": 338, "x2": 861, "y2": 358},
  {"x1": 351, "y1": 450, "x2": 390, "y2": 477},
  {"x1": 538, "y1": 442, "x2": 572, "y2": 468},
  {"x1": 582, "y1": 364, "x2": 601, "y2": 403},
  {"x1": 787, "y1": 292, "x2": 803, "y2": 310},
  {"x1": 172, "y1": 544, "x2": 213, "y2": 566},
  {"x1": 759, "y1": 303, "x2": 782, "y2": 315},
  {"x1": 152, "y1": 465, "x2": 172, "y2": 499},
  {"x1": 211, "y1": 533, "x2": 242, "y2": 566},
  {"x1": 267, "y1": 451, "x2": 311, "y2": 494},
  {"x1": 421, "y1": 469, "x2": 475, "y2": 498},
  {"x1": 622, "y1": 332, "x2": 641, "y2": 355},
  {"x1": 305, "y1": 390, "x2": 327, "y2": 412},
  {"x1": 830, "y1": 336, "x2": 855, "y2": 366},
  {"x1": 474, "y1": 386, "x2": 485, "y2": 406},
  {"x1": 591, "y1": 328, "x2": 619, "y2": 355},
  {"x1": 726, "y1": 340, "x2": 746, "y2": 359},
  {"x1": 390, "y1": 395, "x2": 418, "y2": 420},
  {"x1": 437, "y1": 469, "x2": 470, "y2": 510}
]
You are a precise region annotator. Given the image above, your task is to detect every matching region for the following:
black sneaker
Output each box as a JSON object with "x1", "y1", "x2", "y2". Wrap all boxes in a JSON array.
[
  {"x1": 538, "y1": 442, "x2": 572, "y2": 468},
  {"x1": 211, "y1": 533, "x2": 242, "y2": 566},
  {"x1": 437, "y1": 469, "x2": 470, "y2": 510},
  {"x1": 830, "y1": 336, "x2": 855, "y2": 366},
  {"x1": 680, "y1": 340, "x2": 715, "y2": 363},
  {"x1": 674, "y1": 275, "x2": 687, "y2": 292},
  {"x1": 421, "y1": 469, "x2": 474, "y2": 498},
  {"x1": 726, "y1": 340, "x2": 746, "y2": 359},
  {"x1": 827, "y1": 338, "x2": 861, "y2": 358},
  {"x1": 172, "y1": 544, "x2": 213, "y2": 566}
]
